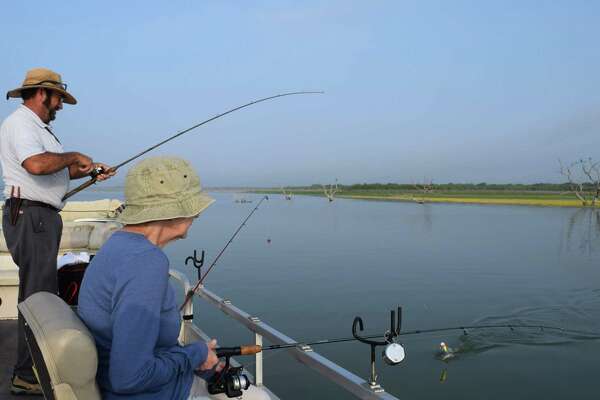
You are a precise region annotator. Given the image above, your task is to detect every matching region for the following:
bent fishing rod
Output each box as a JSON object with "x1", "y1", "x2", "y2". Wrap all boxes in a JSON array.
[
  {"x1": 62, "y1": 91, "x2": 323, "y2": 201},
  {"x1": 180, "y1": 195, "x2": 269, "y2": 311}
]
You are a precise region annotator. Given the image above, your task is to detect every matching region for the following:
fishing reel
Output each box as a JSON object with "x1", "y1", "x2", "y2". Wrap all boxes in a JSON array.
[
  {"x1": 353, "y1": 306, "x2": 405, "y2": 389},
  {"x1": 207, "y1": 363, "x2": 251, "y2": 398},
  {"x1": 383, "y1": 342, "x2": 405, "y2": 365},
  {"x1": 206, "y1": 346, "x2": 260, "y2": 398},
  {"x1": 89, "y1": 166, "x2": 106, "y2": 179}
]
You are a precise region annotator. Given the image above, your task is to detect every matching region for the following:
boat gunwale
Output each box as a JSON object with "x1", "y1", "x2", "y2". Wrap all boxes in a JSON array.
[{"x1": 171, "y1": 272, "x2": 400, "y2": 400}]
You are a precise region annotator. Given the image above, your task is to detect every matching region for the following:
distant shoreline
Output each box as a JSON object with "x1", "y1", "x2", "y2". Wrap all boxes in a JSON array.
[
  {"x1": 0, "y1": 185, "x2": 595, "y2": 208},
  {"x1": 341, "y1": 194, "x2": 593, "y2": 208},
  {"x1": 248, "y1": 189, "x2": 599, "y2": 208}
]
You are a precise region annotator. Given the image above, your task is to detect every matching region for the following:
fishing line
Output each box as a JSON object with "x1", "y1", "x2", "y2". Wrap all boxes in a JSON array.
[
  {"x1": 251, "y1": 323, "x2": 600, "y2": 352},
  {"x1": 212, "y1": 312, "x2": 600, "y2": 389},
  {"x1": 63, "y1": 91, "x2": 323, "y2": 201},
  {"x1": 180, "y1": 195, "x2": 269, "y2": 311}
]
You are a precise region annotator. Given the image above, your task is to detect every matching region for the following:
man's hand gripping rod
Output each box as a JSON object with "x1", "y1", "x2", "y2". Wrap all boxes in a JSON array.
[{"x1": 62, "y1": 166, "x2": 114, "y2": 200}]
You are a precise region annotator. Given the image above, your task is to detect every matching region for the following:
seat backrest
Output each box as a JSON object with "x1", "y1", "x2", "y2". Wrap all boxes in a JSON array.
[{"x1": 18, "y1": 292, "x2": 101, "y2": 400}]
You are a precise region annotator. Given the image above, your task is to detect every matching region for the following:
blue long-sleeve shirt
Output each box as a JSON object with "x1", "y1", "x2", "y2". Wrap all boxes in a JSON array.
[{"x1": 78, "y1": 231, "x2": 207, "y2": 399}]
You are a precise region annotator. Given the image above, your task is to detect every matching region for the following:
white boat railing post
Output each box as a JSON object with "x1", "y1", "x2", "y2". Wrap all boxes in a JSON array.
[
  {"x1": 255, "y1": 331, "x2": 263, "y2": 385},
  {"x1": 249, "y1": 315, "x2": 264, "y2": 385},
  {"x1": 168, "y1": 269, "x2": 194, "y2": 344}
]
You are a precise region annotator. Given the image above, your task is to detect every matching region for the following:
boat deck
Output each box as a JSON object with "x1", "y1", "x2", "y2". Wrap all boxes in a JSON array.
[{"x1": 0, "y1": 320, "x2": 38, "y2": 400}]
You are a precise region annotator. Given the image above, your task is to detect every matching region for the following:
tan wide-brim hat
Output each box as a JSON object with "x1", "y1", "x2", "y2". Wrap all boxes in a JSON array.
[
  {"x1": 117, "y1": 157, "x2": 215, "y2": 225},
  {"x1": 6, "y1": 68, "x2": 77, "y2": 105}
]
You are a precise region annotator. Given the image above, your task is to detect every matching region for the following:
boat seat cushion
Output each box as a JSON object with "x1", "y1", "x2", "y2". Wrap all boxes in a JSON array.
[
  {"x1": 60, "y1": 199, "x2": 123, "y2": 222},
  {"x1": 18, "y1": 291, "x2": 101, "y2": 400},
  {"x1": 0, "y1": 199, "x2": 122, "y2": 253},
  {"x1": 0, "y1": 221, "x2": 120, "y2": 253}
]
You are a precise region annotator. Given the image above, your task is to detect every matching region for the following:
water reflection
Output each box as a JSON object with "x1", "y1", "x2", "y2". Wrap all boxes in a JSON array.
[
  {"x1": 563, "y1": 209, "x2": 600, "y2": 255},
  {"x1": 421, "y1": 203, "x2": 433, "y2": 232},
  {"x1": 403, "y1": 202, "x2": 433, "y2": 233}
]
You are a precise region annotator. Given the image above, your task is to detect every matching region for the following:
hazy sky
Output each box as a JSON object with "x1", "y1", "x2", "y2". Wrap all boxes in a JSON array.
[{"x1": 1, "y1": 1, "x2": 599, "y2": 187}]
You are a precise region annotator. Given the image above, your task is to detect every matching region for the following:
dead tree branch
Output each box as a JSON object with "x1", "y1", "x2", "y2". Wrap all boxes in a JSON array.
[
  {"x1": 559, "y1": 158, "x2": 600, "y2": 206},
  {"x1": 322, "y1": 179, "x2": 339, "y2": 202},
  {"x1": 411, "y1": 178, "x2": 434, "y2": 204},
  {"x1": 281, "y1": 186, "x2": 292, "y2": 200}
]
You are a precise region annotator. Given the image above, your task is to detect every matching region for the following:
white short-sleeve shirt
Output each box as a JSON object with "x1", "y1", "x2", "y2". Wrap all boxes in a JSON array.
[{"x1": 0, "y1": 105, "x2": 69, "y2": 209}]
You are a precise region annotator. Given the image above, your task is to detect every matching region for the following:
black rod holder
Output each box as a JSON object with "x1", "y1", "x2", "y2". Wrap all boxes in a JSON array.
[
  {"x1": 352, "y1": 305, "x2": 402, "y2": 387},
  {"x1": 185, "y1": 249, "x2": 205, "y2": 281}
]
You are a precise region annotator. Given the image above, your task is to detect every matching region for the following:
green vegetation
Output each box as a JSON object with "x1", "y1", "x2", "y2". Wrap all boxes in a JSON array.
[
  {"x1": 253, "y1": 183, "x2": 600, "y2": 208},
  {"x1": 307, "y1": 182, "x2": 592, "y2": 192}
]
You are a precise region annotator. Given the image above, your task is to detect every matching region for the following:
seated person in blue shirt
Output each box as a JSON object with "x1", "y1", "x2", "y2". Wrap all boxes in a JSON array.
[{"x1": 79, "y1": 157, "x2": 270, "y2": 399}]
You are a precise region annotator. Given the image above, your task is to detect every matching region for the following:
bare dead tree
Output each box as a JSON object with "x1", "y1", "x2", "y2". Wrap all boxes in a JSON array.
[
  {"x1": 559, "y1": 158, "x2": 600, "y2": 206},
  {"x1": 412, "y1": 178, "x2": 434, "y2": 204},
  {"x1": 580, "y1": 159, "x2": 600, "y2": 205},
  {"x1": 414, "y1": 178, "x2": 434, "y2": 194},
  {"x1": 281, "y1": 186, "x2": 292, "y2": 200},
  {"x1": 322, "y1": 179, "x2": 339, "y2": 202}
]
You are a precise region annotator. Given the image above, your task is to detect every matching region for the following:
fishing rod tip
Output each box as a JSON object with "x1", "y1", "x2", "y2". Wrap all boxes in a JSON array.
[{"x1": 297, "y1": 90, "x2": 324, "y2": 95}]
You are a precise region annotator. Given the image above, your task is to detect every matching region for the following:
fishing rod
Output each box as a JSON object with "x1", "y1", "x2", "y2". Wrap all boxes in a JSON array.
[
  {"x1": 62, "y1": 91, "x2": 323, "y2": 201},
  {"x1": 227, "y1": 323, "x2": 600, "y2": 354},
  {"x1": 205, "y1": 305, "x2": 600, "y2": 396},
  {"x1": 180, "y1": 195, "x2": 269, "y2": 311},
  {"x1": 214, "y1": 319, "x2": 600, "y2": 396}
]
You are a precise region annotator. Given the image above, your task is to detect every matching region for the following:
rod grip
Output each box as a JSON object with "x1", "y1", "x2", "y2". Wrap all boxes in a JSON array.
[
  {"x1": 240, "y1": 345, "x2": 262, "y2": 355},
  {"x1": 62, "y1": 178, "x2": 98, "y2": 201},
  {"x1": 216, "y1": 345, "x2": 262, "y2": 358}
]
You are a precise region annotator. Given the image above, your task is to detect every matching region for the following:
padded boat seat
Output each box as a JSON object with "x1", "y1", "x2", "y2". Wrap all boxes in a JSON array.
[
  {"x1": 18, "y1": 291, "x2": 101, "y2": 400},
  {"x1": 0, "y1": 199, "x2": 122, "y2": 253},
  {"x1": 0, "y1": 221, "x2": 120, "y2": 254}
]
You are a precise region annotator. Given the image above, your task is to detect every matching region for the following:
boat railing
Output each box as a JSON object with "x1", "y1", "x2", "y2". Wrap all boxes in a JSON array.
[{"x1": 168, "y1": 270, "x2": 401, "y2": 400}]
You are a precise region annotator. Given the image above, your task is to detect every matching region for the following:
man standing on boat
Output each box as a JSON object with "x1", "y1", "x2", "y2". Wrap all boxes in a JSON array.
[{"x1": 0, "y1": 67, "x2": 115, "y2": 395}]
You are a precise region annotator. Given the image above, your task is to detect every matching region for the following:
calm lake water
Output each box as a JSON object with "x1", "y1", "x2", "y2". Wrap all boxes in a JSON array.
[{"x1": 83, "y1": 189, "x2": 600, "y2": 399}]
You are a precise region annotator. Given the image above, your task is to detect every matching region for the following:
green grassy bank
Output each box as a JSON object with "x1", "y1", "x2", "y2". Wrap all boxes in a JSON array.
[{"x1": 251, "y1": 188, "x2": 598, "y2": 208}]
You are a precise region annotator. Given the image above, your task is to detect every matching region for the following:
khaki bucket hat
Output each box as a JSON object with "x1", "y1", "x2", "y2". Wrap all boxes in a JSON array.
[
  {"x1": 117, "y1": 157, "x2": 215, "y2": 225},
  {"x1": 6, "y1": 68, "x2": 77, "y2": 105}
]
